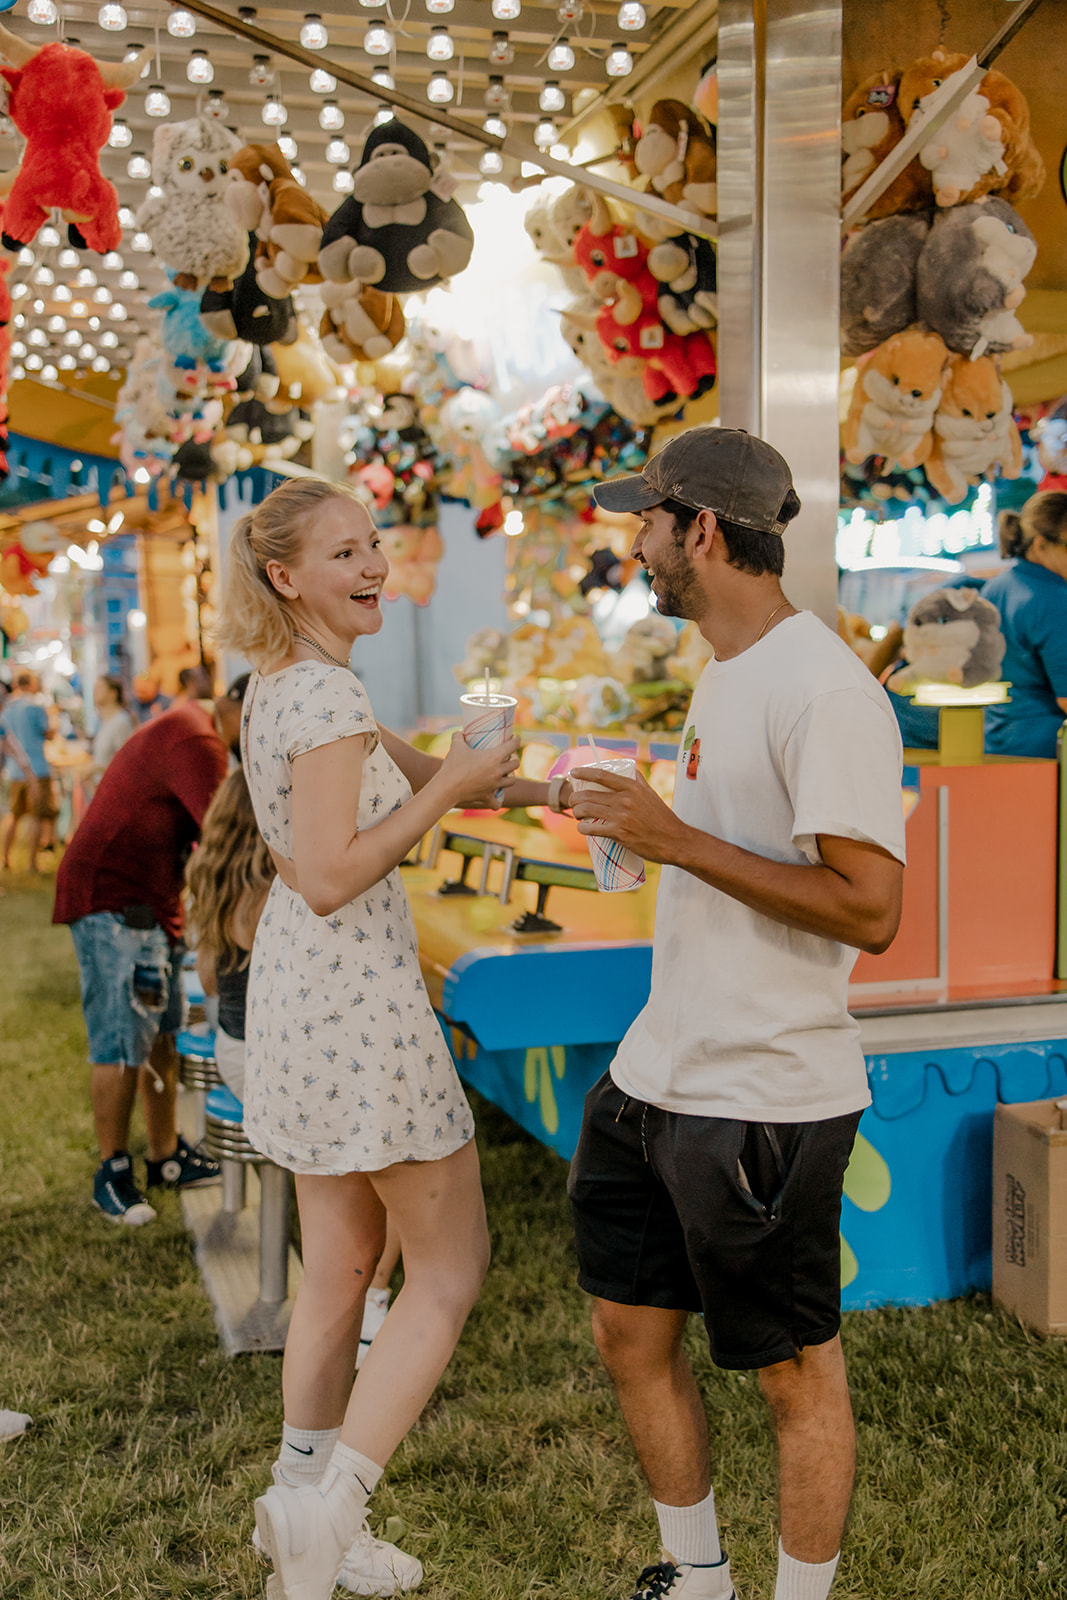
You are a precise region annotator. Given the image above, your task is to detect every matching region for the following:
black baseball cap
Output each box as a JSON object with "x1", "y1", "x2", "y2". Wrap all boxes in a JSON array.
[{"x1": 593, "y1": 425, "x2": 797, "y2": 536}]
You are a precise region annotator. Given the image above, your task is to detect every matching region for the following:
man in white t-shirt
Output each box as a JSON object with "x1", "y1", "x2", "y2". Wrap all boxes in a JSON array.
[{"x1": 564, "y1": 427, "x2": 906, "y2": 1600}]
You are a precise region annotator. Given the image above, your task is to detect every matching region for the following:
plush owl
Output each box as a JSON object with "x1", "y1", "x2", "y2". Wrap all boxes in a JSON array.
[{"x1": 136, "y1": 117, "x2": 248, "y2": 292}]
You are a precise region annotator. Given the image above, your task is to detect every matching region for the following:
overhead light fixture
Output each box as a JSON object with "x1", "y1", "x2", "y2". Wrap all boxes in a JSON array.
[
  {"x1": 167, "y1": 8, "x2": 197, "y2": 37},
  {"x1": 58, "y1": 353, "x2": 77, "y2": 371},
  {"x1": 47, "y1": 314, "x2": 66, "y2": 332},
  {"x1": 479, "y1": 150, "x2": 504, "y2": 176},
  {"x1": 33, "y1": 298, "x2": 45, "y2": 313},
  {"x1": 205, "y1": 90, "x2": 229, "y2": 119},
  {"x1": 373, "y1": 104, "x2": 394, "y2": 127},
  {"x1": 319, "y1": 100, "x2": 344, "y2": 131},
  {"x1": 127, "y1": 151, "x2": 151, "y2": 180},
  {"x1": 24, "y1": 353, "x2": 44, "y2": 371},
  {"x1": 547, "y1": 41, "x2": 575, "y2": 71},
  {"x1": 427, "y1": 25, "x2": 454, "y2": 60},
  {"x1": 32, "y1": 265, "x2": 54, "y2": 286},
  {"x1": 88, "y1": 316, "x2": 101, "y2": 330},
  {"x1": 485, "y1": 76, "x2": 510, "y2": 109},
  {"x1": 290, "y1": 166, "x2": 306, "y2": 186},
  {"x1": 27, "y1": 0, "x2": 58, "y2": 23},
  {"x1": 16, "y1": 247, "x2": 34, "y2": 267},
  {"x1": 79, "y1": 343, "x2": 96, "y2": 360},
  {"x1": 54, "y1": 284, "x2": 73, "y2": 303},
  {"x1": 100, "y1": 330, "x2": 119, "y2": 348},
  {"x1": 483, "y1": 115, "x2": 507, "y2": 138},
  {"x1": 70, "y1": 300, "x2": 89, "y2": 316},
  {"x1": 12, "y1": 313, "x2": 25, "y2": 328},
  {"x1": 360, "y1": 0, "x2": 387, "y2": 7},
  {"x1": 92, "y1": 356, "x2": 112, "y2": 373},
  {"x1": 534, "y1": 119, "x2": 557, "y2": 149},
  {"x1": 250, "y1": 55, "x2": 274, "y2": 87},
  {"x1": 10, "y1": 283, "x2": 30, "y2": 301},
  {"x1": 427, "y1": 71, "x2": 454, "y2": 103},
  {"x1": 63, "y1": 329, "x2": 81, "y2": 345},
  {"x1": 557, "y1": 0, "x2": 583, "y2": 18},
  {"x1": 491, "y1": 0, "x2": 520, "y2": 17},
  {"x1": 144, "y1": 82, "x2": 170, "y2": 117},
  {"x1": 606, "y1": 41, "x2": 633, "y2": 76},
  {"x1": 97, "y1": 2, "x2": 127, "y2": 29},
  {"x1": 488, "y1": 31, "x2": 513, "y2": 64},
  {"x1": 10, "y1": 340, "x2": 26, "y2": 358},
  {"x1": 277, "y1": 133, "x2": 298, "y2": 161},
  {"x1": 325, "y1": 137, "x2": 351, "y2": 165},
  {"x1": 426, "y1": 0, "x2": 454, "y2": 11},
  {"x1": 617, "y1": 0, "x2": 646, "y2": 27},
  {"x1": 333, "y1": 169, "x2": 355, "y2": 193},
  {"x1": 371, "y1": 68, "x2": 395, "y2": 89},
  {"x1": 118, "y1": 207, "x2": 136, "y2": 227},
  {"x1": 262, "y1": 94, "x2": 288, "y2": 126},
  {"x1": 108, "y1": 303, "x2": 128, "y2": 321},
  {"x1": 300, "y1": 12, "x2": 327, "y2": 48},
  {"x1": 39, "y1": 224, "x2": 61, "y2": 248},
  {"x1": 187, "y1": 49, "x2": 213, "y2": 83},
  {"x1": 364, "y1": 22, "x2": 392, "y2": 54},
  {"x1": 102, "y1": 251, "x2": 123, "y2": 270},
  {"x1": 41, "y1": 363, "x2": 59, "y2": 382},
  {"x1": 107, "y1": 116, "x2": 132, "y2": 149},
  {"x1": 93, "y1": 286, "x2": 113, "y2": 304},
  {"x1": 118, "y1": 270, "x2": 139, "y2": 290},
  {"x1": 309, "y1": 67, "x2": 336, "y2": 92},
  {"x1": 540, "y1": 80, "x2": 566, "y2": 112},
  {"x1": 28, "y1": 328, "x2": 47, "y2": 346},
  {"x1": 130, "y1": 232, "x2": 152, "y2": 253}
]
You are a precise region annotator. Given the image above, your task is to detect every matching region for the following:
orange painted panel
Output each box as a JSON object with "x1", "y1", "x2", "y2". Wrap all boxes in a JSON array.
[{"x1": 852, "y1": 783, "x2": 939, "y2": 985}]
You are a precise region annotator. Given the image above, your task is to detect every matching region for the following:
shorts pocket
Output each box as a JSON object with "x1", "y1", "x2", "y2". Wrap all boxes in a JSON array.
[{"x1": 733, "y1": 1122, "x2": 802, "y2": 1224}]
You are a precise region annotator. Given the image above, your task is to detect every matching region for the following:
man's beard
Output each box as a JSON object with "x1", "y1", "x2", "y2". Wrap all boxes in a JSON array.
[{"x1": 650, "y1": 545, "x2": 701, "y2": 620}]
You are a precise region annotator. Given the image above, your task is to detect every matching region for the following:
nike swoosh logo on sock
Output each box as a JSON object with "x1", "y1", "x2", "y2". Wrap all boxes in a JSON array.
[{"x1": 287, "y1": 1443, "x2": 314, "y2": 1455}]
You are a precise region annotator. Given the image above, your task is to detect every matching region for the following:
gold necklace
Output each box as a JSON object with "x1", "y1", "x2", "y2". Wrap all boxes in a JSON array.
[
  {"x1": 292, "y1": 631, "x2": 352, "y2": 672},
  {"x1": 754, "y1": 601, "x2": 792, "y2": 643}
]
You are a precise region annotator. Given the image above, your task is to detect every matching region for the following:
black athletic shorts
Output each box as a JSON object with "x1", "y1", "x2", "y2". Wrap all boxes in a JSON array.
[{"x1": 567, "y1": 1071, "x2": 862, "y2": 1370}]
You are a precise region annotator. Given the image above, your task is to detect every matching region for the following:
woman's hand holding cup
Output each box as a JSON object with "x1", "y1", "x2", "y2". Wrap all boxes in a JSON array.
[{"x1": 439, "y1": 730, "x2": 520, "y2": 809}]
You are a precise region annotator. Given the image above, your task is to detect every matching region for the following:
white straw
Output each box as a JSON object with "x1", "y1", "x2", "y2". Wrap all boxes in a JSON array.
[
  {"x1": 586, "y1": 731, "x2": 601, "y2": 767},
  {"x1": 484, "y1": 666, "x2": 491, "y2": 702}
]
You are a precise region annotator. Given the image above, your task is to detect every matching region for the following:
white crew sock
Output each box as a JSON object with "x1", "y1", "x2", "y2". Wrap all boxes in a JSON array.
[
  {"x1": 773, "y1": 1541, "x2": 840, "y2": 1600},
  {"x1": 277, "y1": 1423, "x2": 341, "y2": 1485},
  {"x1": 653, "y1": 1487, "x2": 727, "y2": 1575},
  {"x1": 327, "y1": 1440, "x2": 384, "y2": 1503}
]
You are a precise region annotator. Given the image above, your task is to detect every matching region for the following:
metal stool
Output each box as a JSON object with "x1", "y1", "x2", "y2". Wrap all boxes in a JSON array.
[
  {"x1": 204, "y1": 1086, "x2": 292, "y2": 1308},
  {"x1": 177, "y1": 1028, "x2": 220, "y2": 1143}
]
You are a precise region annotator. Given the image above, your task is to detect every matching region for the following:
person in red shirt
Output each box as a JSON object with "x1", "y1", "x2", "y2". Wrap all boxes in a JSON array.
[{"x1": 54, "y1": 677, "x2": 248, "y2": 1225}]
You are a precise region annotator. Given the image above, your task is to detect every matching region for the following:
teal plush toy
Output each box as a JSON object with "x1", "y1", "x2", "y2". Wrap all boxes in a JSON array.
[{"x1": 148, "y1": 274, "x2": 236, "y2": 376}]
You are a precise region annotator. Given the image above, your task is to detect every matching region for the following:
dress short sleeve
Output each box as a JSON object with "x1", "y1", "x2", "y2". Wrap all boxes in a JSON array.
[
  {"x1": 784, "y1": 685, "x2": 907, "y2": 867},
  {"x1": 284, "y1": 666, "x2": 380, "y2": 762}
]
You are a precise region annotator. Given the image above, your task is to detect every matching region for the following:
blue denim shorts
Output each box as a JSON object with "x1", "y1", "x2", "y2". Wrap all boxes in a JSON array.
[{"x1": 69, "y1": 912, "x2": 184, "y2": 1067}]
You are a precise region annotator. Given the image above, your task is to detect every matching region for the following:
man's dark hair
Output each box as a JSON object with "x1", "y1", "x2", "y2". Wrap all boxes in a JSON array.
[{"x1": 660, "y1": 490, "x2": 801, "y2": 578}]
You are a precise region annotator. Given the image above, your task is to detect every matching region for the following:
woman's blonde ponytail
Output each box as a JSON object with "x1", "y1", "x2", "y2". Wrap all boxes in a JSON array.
[
  {"x1": 998, "y1": 492, "x2": 1067, "y2": 564},
  {"x1": 997, "y1": 510, "x2": 1025, "y2": 560}
]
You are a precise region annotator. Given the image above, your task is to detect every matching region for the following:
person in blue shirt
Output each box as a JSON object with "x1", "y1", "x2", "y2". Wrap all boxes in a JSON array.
[
  {"x1": 0, "y1": 670, "x2": 56, "y2": 872},
  {"x1": 983, "y1": 493, "x2": 1067, "y2": 759}
]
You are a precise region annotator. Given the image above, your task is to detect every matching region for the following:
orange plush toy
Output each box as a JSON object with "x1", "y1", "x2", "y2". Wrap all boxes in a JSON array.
[
  {"x1": 842, "y1": 328, "x2": 950, "y2": 470},
  {"x1": 898, "y1": 50, "x2": 1045, "y2": 209},
  {"x1": 841, "y1": 70, "x2": 930, "y2": 217},
  {"x1": 225, "y1": 143, "x2": 330, "y2": 299},
  {"x1": 923, "y1": 353, "x2": 1022, "y2": 504},
  {"x1": 380, "y1": 523, "x2": 444, "y2": 606}
]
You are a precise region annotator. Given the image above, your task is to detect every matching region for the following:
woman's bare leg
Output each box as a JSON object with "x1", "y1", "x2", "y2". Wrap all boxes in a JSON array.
[
  {"x1": 283, "y1": 1171, "x2": 387, "y2": 1430},
  {"x1": 370, "y1": 1214, "x2": 402, "y2": 1292}
]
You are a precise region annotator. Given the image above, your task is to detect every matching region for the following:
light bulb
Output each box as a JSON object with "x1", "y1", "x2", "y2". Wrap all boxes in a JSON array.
[
  {"x1": 606, "y1": 41, "x2": 633, "y2": 76},
  {"x1": 131, "y1": 232, "x2": 152, "y2": 252},
  {"x1": 291, "y1": 166, "x2": 306, "y2": 186},
  {"x1": 71, "y1": 300, "x2": 89, "y2": 316},
  {"x1": 250, "y1": 55, "x2": 274, "y2": 87},
  {"x1": 42, "y1": 363, "x2": 58, "y2": 381},
  {"x1": 100, "y1": 331, "x2": 119, "y2": 348},
  {"x1": 319, "y1": 100, "x2": 344, "y2": 131},
  {"x1": 483, "y1": 115, "x2": 507, "y2": 138},
  {"x1": 479, "y1": 149, "x2": 504, "y2": 176},
  {"x1": 360, "y1": 0, "x2": 386, "y2": 7},
  {"x1": 534, "y1": 119, "x2": 557, "y2": 149},
  {"x1": 277, "y1": 133, "x2": 298, "y2": 161},
  {"x1": 540, "y1": 80, "x2": 566, "y2": 112},
  {"x1": 118, "y1": 270, "x2": 139, "y2": 290},
  {"x1": 262, "y1": 94, "x2": 287, "y2": 126},
  {"x1": 25, "y1": 354, "x2": 43, "y2": 371},
  {"x1": 373, "y1": 104, "x2": 394, "y2": 127},
  {"x1": 13, "y1": 313, "x2": 25, "y2": 327},
  {"x1": 187, "y1": 49, "x2": 213, "y2": 84},
  {"x1": 143, "y1": 83, "x2": 169, "y2": 118},
  {"x1": 59, "y1": 354, "x2": 77, "y2": 370},
  {"x1": 325, "y1": 137, "x2": 351, "y2": 165},
  {"x1": 93, "y1": 286, "x2": 113, "y2": 304},
  {"x1": 92, "y1": 357, "x2": 111, "y2": 373},
  {"x1": 427, "y1": 26, "x2": 454, "y2": 60},
  {"x1": 426, "y1": 0, "x2": 453, "y2": 10},
  {"x1": 11, "y1": 365, "x2": 25, "y2": 381},
  {"x1": 79, "y1": 343, "x2": 95, "y2": 360},
  {"x1": 10, "y1": 283, "x2": 29, "y2": 301},
  {"x1": 547, "y1": 41, "x2": 575, "y2": 71},
  {"x1": 54, "y1": 284, "x2": 73, "y2": 303},
  {"x1": 300, "y1": 12, "x2": 327, "y2": 48},
  {"x1": 557, "y1": 0, "x2": 583, "y2": 18},
  {"x1": 47, "y1": 315, "x2": 66, "y2": 332},
  {"x1": 491, "y1": 0, "x2": 520, "y2": 18},
  {"x1": 10, "y1": 340, "x2": 25, "y2": 357},
  {"x1": 333, "y1": 169, "x2": 355, "y2": 193},
  {"x1": 309, "y1": 67, "x2": 336, "y2": 93},
  {"x1": 32, "y1": 266, "x2": 54, "y2": 286},
  {"x1": 364, "y1": 22, "x2": 392, "y2": 54},
  {"x1": 39, "y1": 224, "x2": 61, "y2": 247},
  {"x1": 107, "y1": 117, "x2": 132, "y2": 149},
  {"x1": 127, "y1": 152, "x2": 151, "y2": 180},
  {"x1": 28, "y1": 328, "x2": 47, "y2": 346},
  {"x1": 16, "y1": 248, "x2": 34, "y2": 267},
  {"x1": 102, "y1": 251, "x2": 123, "y2": 270},
  {"x1": 98, "y1": 2, "x2": 127, "y2": 29},
  {"x1": 167, "y1": 8, "x2": 196, "y2": 37},
  {"x1": 33, "y1": 298, "x2": 45, "y2": 314},
  {"x1": 108, "y1": 303, "x2": 127, "y2": 320},
  {"x1": 205, "y1": 90, "x2": 228, "y2": 119},
  {"x1": 27, "y1": 0, "x2": 57, "y2": 23},
  {"x1": 63, "y1": 329, "x2": 81, "y2": 345},
  {"x1": 484, "y1": 76, "x2": 510, "y2": 109},
  {"x1": 148, "y1": 184, "x2": 164, "y2": 198},
  {"x1": 118, "y1": 207, "x2": 136, "y2": 227},
  {"x1": 89, "y1": 316, "x2": 101, "y2": 330},
  {"x1": 488, "y1": 31, "x2": 513, "y2": 64},
  {"x1": 617, "y1": 0, "x2": 646, "y2": 27},
  {"x1": 427, "y1": 72, "x2": 454, "y2": 103},
  {"x1": 371, "y1": 68, "x2": 395, "y2": 89}
]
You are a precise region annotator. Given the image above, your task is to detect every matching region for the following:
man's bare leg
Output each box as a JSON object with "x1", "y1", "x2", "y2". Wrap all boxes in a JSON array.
[
  {"x1": 758, "y1": 1335, "x2": 855, "y2": 1564},
  {"x1": 140, "y1": 1032, "x2": 180, "y2": 1162},
  {"x1": 91, "y1": 1063, "x2": 140, "y2": 1161}
]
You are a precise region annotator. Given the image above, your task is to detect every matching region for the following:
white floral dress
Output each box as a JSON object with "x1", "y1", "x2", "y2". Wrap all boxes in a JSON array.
[{"x1": 240, "y1": 661, "x2": 474, "y2": 1174}]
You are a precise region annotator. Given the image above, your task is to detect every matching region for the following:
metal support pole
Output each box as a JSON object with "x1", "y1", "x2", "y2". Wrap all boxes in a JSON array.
[
  {"x1": 717, "y1": 0, "x2": 764, "y2": 436},
  {"x1": 258, "y1": 1162, "x2": 292, "y2": 1307},
  {"x1": 221, "y1": 1159, "x2": 246, "y2": 1215}
]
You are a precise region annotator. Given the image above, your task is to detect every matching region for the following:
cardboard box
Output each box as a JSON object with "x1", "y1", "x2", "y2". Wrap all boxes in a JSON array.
[{"x1": 992, "y1": 1099, "x2": 1067, "y2": 1336}]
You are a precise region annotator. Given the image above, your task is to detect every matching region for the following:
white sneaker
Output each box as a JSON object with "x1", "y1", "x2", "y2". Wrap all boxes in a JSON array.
[
  {"x1": 356, "y1": 1289, "x2": 390, "y2": 1370},
  {"x1": 628, "y1": 1559, "x2": 734, "y2": 1600},
  {"x1": 337, "y1": 1523, "x2": 423, "y2": 1596},
  {"x1": 254, "y1": 1479, "x2": 350, "y2": 1600}
]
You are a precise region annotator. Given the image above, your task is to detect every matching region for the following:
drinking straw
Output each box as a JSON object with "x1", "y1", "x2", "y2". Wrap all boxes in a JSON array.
[
  {"x1": 484, "y1": 666, "x2": 491, "y2": 702},
  {"x1": 586, "y1": 731, "x2": 601, "y2": 767}
]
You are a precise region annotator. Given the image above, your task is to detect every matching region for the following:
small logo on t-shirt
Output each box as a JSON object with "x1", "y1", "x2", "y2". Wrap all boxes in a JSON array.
[{"x1": 682, "y1": 726, "x2": 700, "y2": 779}]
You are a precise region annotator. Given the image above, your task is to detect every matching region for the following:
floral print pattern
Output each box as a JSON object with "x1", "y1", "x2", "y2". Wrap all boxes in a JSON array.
[{"x1": 240, "y1": 662, "x2": 474, "y2": 1174}]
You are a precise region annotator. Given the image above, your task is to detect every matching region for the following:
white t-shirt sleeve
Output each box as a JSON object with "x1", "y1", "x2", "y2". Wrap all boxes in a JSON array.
[{"x1": 784, "y1": 686, "x2": 906, "y2": 867}]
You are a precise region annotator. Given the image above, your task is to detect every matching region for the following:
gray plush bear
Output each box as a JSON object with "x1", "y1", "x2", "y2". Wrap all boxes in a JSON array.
[
  {"x1": 890, "y1": 586, "x2": 1006, "y2": 691},
  {"x1": 915, "y1": 197, "x2": 1037, "y2": 359},
  {"x1": 840, "y1": 211, "x2": 933, "y2": 357}
]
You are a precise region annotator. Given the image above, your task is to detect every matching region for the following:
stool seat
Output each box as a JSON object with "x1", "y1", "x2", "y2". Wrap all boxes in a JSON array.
[
  {"x1": 206, "y1": 1084, "x2": 244, "y2": 1124},
  {"x1": 177, "y1": 1027, "x2": 216, "y2": 1060}
]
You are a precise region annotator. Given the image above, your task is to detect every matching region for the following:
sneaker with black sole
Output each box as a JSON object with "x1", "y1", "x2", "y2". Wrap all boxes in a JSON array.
[
  {"x1": 92, "y1": 1152, "x2": 157, "y2": 1226},
  {"x1": 145, "y1": 1132, "x2": 221, "y2": 1190},
  {"x1": 628, "y1": 1560, "x2": 734, "y2": 1600}
]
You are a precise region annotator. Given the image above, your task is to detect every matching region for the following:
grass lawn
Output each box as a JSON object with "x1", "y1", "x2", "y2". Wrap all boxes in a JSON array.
[{"x1": 0, "y1": 874, "x2": 1064, "y2": 1599}]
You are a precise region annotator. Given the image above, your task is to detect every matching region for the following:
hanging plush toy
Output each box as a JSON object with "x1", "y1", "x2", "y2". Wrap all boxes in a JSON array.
[
  {"x1": 898, "y1": 51, "x2": 1045, "y2": 209},
  {"x1": 225, "y1": 142, "x2": 330, "y2": 299},
  {"x1": 137, "y1": 117, "x2": 248, "y2": 292},
  {"x1": 380, "y1": 523, "x2": 445, "y2": 606},
  {"x1": 148, "y1": 275, "x2": 241, "y2": 378},
  {"x1": 318, "y1": 119, "x2": 474, "y2": 294},
  {"x1": 1033, "y1": 404, "x2": 1067, "y2": 492},
  {"x1": 923, "y1": 353, "x2": 1022, "y2": 504},
  {"x1": 318, "y1": 282, "x2": 405, "y2": 364},
  {"x1": 915, "y1": 197, "x2": 1036, "y2": 359},
  {"x1": 888, "y1": 587, "x2": 1006, "y2": 692},
  {"x1": 199, "y1": 235, "x2": 298, "y2": 345},
  {"x1": 840, "y1": 211, "x2": 932, "y2": 357},
  {"x1": 0, "y1": 27, "x2": 150, "y2": 252},
  {"x1": 270, "y1": 324, "x2": 343, "y2": 406},
  {"x1": 633, "y1": 99, "x2": 718, "y2": 233},
  {"x1": 842, "y1": 328, "x2": 949, "y2": 469},
  {"x1": 841, "y1": 72, "x2": 917, "y2": 217}
]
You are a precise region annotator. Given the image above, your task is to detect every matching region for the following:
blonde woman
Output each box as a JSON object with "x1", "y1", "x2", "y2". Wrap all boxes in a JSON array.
[
  {"x1": 216, "y1": 478, "x2": 519, "y2": 1600},
  {"x1": 185, "y1": 767, "x2": 276, "y2": 1100}
]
